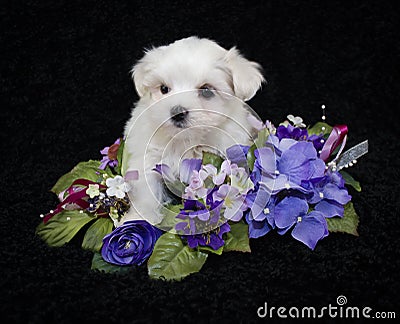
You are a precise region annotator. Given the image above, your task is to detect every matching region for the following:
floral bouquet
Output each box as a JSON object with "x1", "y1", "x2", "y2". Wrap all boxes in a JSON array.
[{"x1": 37, "y1": 114, "x2": 368, "y2": 280}]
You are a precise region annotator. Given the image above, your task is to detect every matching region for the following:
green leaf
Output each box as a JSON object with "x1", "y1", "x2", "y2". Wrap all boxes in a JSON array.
[
  {"x1": 82, "y1": 218, "x2": 114, "y2": 252},
  {"x1": 202, "y1": 151, "x2": 223, "y2": 170},
  {"x1": 51, "y1": 160, "x2": 103, "y2": 195},
  {"x1": 36, "y1": 210, "x2": 94, "y2": 247},
  {"x1": 254, "y1": 128, "x2": 270, "y2": 148},
  {"x1": 198, "y1": 245, "x2": 224, "y2": 255},
  {"x1": 91, "y1": 252, "x2": 132, "y2": 274},
  {"x1": 308, "y1": 122, "x2": 333, "y2": 137},
  {"x1": 224, "y1": 222, "x2": 251, "y2": 252},
  {"x1": 158, "y1": 204, "x2": 183, "y2": 232},
  {"x1": 247, "y1": 128, "x2": 270, "y2": 171},
  {"x1": 340, "y1": 170, "x2": 362, "y2": 192},
  {"x1": 147, "y1": 233, "x2": 208, "y2": 281},
  {"x1": 326, "y1": 202, "x2": 359, "y2": 236},
  {"x1": 307, "y1": 122, "x2": 333, "y2": 137},
  {"x1": 120, "y1": 142, "x2": 130, "y2": 176},
  {"x1": 246, "y1": 143, "x2": 257, "y2": 171}
]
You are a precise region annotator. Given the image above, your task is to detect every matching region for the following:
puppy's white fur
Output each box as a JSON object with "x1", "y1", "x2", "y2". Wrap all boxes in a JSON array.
[{"x1": 122, "y1": 37, "x2": 264, "y2": 225}]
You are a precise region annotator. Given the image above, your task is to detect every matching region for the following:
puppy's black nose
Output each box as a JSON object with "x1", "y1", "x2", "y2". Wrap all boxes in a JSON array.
[{"x1": 170, "y1": 105, "x2": 189, "y2": 125}]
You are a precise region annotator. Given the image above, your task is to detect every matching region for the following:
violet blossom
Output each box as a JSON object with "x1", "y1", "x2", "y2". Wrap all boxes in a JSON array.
[
  {"x1": 186, "y1": 222, "x2": 231, "y2": 250},
  {"x1": 274, "y1": 196, "x2": 329, "y2": 250},
  {"x1": 99, "y1": 138, "x2": 121, "y2": 170},
  {"x1": 101, "y1": 220, "x2": 162, "y2": 266}
]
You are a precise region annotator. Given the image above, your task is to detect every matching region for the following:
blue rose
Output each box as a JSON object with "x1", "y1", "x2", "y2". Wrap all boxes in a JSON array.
[{"x1": 101, "y1": 220, "x2": 162, "y2": 266}]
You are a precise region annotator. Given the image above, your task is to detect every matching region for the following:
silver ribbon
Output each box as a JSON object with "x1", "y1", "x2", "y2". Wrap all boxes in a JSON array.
[{"x1": 335, "y1": 140, "x2": 369, "y2": 170}]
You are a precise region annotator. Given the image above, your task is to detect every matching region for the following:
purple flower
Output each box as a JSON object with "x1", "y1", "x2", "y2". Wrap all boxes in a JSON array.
[
  {"x1": 254, "y1": 138, "x2": 326, "y2": 194},
  {"x1": 308, "y1": 134, "x2": 325, "y2": 152},
  {"x1": 179, "y1": 199, "x2": 211, "y2": 221},
  {"x1": 307, "y1": 170, "x2": 352, "y2": 218},
  {"x1": 101, "y1": 220, "x2": 162, "y2": 266},
  {"x1": 186, "y1": 223, "x2": 231, "y2": 250},
  {"x1": 153, "y1": 163, "x2": 175, "y2": 184},
  {"x1": 177, "y1": 196, "x2": 223, "y2": 224},
  {"x1": 179, "y1": 159, "x2": 202, "y2": 184},
  {"x1": 154, "y1": 158, "x2": 202, "y2": 186},
  {"x1": 245, "y1": 188, "x2": 276, "y2": 238},
  {"x1": 274, "y1": 196, "x2": 328, "y2": 250},
  {"x1": 276, "y1": 124, "x2": 308, "y2": 141},
  {"x1": 99, "y1": 138, "x2": 121, "y2": 170},
  {"x1": 247, "y1": 115, "x2": 276, "y2": 133},
  {"x1": 176, "y1": 190, "x2": 224, "y2": 235},
  {"x1": 184, "y1": 170, "x2": 208, "y2": 199},
  {"x1": 212, "y1": 184, "x2": 247, "y2": 221},
  {"x1": 276, "y1": 124, "x2": 324, "y2": 152},
  {"x1": 226, "y1": 144, "x2": 250, "y2": 168}
]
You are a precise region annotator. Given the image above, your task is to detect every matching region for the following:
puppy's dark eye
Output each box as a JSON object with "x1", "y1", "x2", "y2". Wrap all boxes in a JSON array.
[
  {"x1": 199, "y1": 85, "x2": 215, "y2": 98},
  {"x1": 160, "y1": 85, "x2": 170, "y2": 94}
]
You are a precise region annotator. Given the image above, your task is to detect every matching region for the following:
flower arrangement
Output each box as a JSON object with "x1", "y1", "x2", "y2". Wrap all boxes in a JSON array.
[{"x1": 37, "y1": 114, "x2": 368, "y2": 280}]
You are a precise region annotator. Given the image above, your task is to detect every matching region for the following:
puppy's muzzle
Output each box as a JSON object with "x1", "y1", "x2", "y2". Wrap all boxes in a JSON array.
[{"x1": 170, "y1": 105, "x2": 189, "y2": 128}]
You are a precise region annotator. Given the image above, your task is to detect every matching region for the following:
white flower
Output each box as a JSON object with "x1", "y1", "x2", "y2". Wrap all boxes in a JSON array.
[
  {"x1": 199, "y1": 164, "x2": 217, "y2": 181},
  {"x1": 106, "y1": 175, "x2": 131, "y2": 199},
  {"x1": 213, "y1": 184, "x2": 247, "y2": 222},
  {"x1": 287, "y1": 114, "x2": 306, "y2": 128},
  {"x1": 265, "y1": 120, "x2": 276, "y2": 134},
  {"x1": 86, "y1": 184, "x2": 100, "y2": 198},
  {"x1": 230, "y1": 167, "x2": 254, "y2": 194},
  {"x1": 184, "y1": 170, "x2": 208, "y2": 199},
  {"x1": 212, "y1": 160, "x2": 238, "y2": 185}
]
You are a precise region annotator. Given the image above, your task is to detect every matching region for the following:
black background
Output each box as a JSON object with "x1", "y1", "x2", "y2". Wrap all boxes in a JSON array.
[{"x1": 1, "y1": 0, "x2": 399, "y2": 323}]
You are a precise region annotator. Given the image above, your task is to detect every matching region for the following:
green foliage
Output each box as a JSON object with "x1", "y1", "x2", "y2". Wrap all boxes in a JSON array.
[
  {"x1": 224, "y1": 222, "x2": 251, "y2": 252},
  {"x1": 82, "y1": 218, "x2": 114, "y2": 252},
  {"x1": 147, "y1": 233, "x2": 208, "y2": 281},
  {"x1": 36, "y1": 210, "x2": 94, "y2": 247},
  {"x1": 51, "y1": 160, "x2": 108, "y2": 195},
  {"x1": 326, "y1": 202, "x2": 359, "y2": 236},
  {"x1": 158, "y1": 204, "x2": 184, "y2": 232},
  {"x1": 340, "y1": 170, "x2": 362, "y2": 192},
  {"x1": 91, "y1": 252, "x2": 132, "y2": 274},
  {"x1": 198, "y1": 245, "x2": 224, "y2": 255},
  {"x1": 202, "y1": 151, "x2": 223, "y2": 169},
  {"x1": 307, "y1": 122, "x2": 333, "y2": 137}
]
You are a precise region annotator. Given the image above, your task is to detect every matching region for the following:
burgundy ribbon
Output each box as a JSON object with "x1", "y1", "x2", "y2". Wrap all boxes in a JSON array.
[
  {"x1": 319, "y1": 124, "x2": 348, "y2": 162},
  {"x1": 43, "y1": 179, "x2": 106, "y2": 223}
]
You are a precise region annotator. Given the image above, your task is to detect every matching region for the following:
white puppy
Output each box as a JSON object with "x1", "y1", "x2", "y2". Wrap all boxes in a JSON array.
[{"x1": 122, "y1": 36, "x2": 264, "y2": 226}]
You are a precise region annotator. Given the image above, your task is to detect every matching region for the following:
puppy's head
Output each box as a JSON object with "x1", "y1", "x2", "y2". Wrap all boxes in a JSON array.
[{"x1": 131, "y1": 36, "x2": 265, "y2": 130}]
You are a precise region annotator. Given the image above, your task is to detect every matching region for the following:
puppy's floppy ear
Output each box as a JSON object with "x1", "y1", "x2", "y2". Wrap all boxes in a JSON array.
[
  {"x1": 224, "y1": 47, "x2": 265, "y2": 101},
  {"x1": 131, "y1": 59, "x2": 148, "y2": 97},
  {"x1": 131, "y1": 46, "x2": 162, "y2": 97}
]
